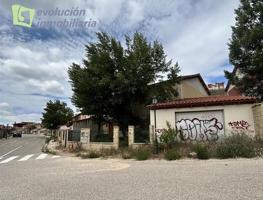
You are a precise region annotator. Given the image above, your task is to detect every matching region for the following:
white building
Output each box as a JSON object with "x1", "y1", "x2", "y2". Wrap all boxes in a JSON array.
[{"x1": 148, "y1": 95, "x2": 258, "y2": 141}]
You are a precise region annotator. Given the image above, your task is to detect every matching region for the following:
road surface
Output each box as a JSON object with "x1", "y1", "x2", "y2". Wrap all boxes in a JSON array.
[{"x1": 0, "y1": 134, "x2": 263, "y2": 200}]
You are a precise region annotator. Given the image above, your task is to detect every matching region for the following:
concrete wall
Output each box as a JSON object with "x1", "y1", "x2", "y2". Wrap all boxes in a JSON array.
[
  {"x1": 252, "y1": 103, "x2": 263, "y2": 139},
  {"x1": 150, "y1": 103, "x2": 256, "y2": 141}
]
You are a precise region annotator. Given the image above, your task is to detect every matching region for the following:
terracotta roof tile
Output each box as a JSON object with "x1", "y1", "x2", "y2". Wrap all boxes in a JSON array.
[{"x1": 147, "y1": 95, "x2": 258, "y2": 109}]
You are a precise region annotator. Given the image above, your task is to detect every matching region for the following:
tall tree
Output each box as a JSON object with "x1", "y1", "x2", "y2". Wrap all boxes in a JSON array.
[
  {"x1": 41, "y1": 100, "x2": 74, "y2": 129},
  {"x1": 225, "y1": 0, "x2": 263, "y2": 99},
  {"x1": 68, "y1": 32, "x2": 180, "y2": 131}
]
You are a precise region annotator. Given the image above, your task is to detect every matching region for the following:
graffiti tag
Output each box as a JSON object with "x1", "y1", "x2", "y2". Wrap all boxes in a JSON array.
[
  {"x1": 228, "y1": 120, "x2": 250, "y2": 130},
  {"x1": 176, "y1": 118, "x2": 223, "y2": 141}
]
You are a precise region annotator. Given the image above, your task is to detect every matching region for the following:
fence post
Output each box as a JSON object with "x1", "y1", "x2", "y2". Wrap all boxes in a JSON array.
[
  {"x1": 113, "y1": 126, "x2": 119, "y2": 150},
  {"x1": 128, "y1": 125, "x2": 135, "y2": 147},
  {"x1": 65, "y1": 130, "x2": 68, "y2": 148},
  {"x1": 149, "y1": 125, "x2": 155, "y2": 144}
]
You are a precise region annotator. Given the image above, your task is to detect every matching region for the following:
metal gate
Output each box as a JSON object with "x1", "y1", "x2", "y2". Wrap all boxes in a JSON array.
[{"x1": 175, "y1": 110, "x2": 224, "y2": 142}]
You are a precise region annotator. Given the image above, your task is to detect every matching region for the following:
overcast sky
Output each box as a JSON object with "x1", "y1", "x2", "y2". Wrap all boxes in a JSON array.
[{"x1": 0, "y1": 0, "x2": 240, "y2": 125}]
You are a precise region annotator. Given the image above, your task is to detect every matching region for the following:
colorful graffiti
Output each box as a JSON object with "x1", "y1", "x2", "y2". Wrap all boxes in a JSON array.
[
  {"x1": 176, "y1": 118, "x2": 224, "y2": 141},
  {"x1": 228, "y1": 120, "x2": 250, "y2": 130}
]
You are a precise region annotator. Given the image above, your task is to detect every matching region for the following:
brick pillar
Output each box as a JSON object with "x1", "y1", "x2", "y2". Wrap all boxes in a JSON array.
[
  {"x1": 149, "y1": 125, "x2": 155, "y2": 144},
  {"x1": 128, "y1": 125, "x2": 135, "y2": 147},
  {"x1": 113, "y1": 126, "x2": 119, "y2": 149}
]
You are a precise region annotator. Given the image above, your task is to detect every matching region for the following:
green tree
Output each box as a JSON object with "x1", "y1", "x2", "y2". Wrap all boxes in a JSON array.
[
  {"x1": 225, "y1": 0, "x2": 263, "y2": 99},
  {"x1": 68, "y1": 32, "x2": 180, "y2": 132},
  {"x1": 41, "y1": 100, "x2": 74, "y2": 129}
]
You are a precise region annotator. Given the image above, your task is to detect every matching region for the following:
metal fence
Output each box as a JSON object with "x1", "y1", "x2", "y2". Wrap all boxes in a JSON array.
[
  {"x1": 134, "y1": 127, "x2": 149, "y2": 143},
  {"x1": 68, "y1": 130, "x2": 81, "y2": 141}
]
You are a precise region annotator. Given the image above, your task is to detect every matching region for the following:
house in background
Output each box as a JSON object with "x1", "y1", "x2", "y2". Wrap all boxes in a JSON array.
[
  {"x1": 153, "y1": 74, "x2": 210, "y2": 99},
  {"x1": 148, "y1": 71, "x2": 263, "y2": 141},
  {"x1": 225, "y1": 67, "x2": 242, "y2": 96},
  {"x1": 207, "y1": 82, "x2": 226, "y2": 95},
  {"x1": 72, "y1": 114, "x2": 113, "y2": 138},
  {"x1": 177, "y1": 74, "x2": 211, "y2": 98}
]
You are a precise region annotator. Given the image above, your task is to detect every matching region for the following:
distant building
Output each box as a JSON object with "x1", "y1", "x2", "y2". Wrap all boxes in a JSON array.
[
  {"x1": 13, "y1": 122, "x2": 37, "y2": 134},
  {"x1": 207, "y1": 82, "x2": 225, "y2": 90},
  {"x1": 225, "y1": 67, "x2": 242, "y2": 96},
  {"x1": 207, "y1": 82, "x2": 226, "y2": 95}
]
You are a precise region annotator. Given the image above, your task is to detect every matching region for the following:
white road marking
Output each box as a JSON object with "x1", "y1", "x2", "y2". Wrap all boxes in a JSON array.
[
  {"x1": 18, "y1": 154, "x2": 34, "y2": 161},
  {"x1": 52, "y1": 155, "x2": 61, "y2": 158},
  {"x1": 0, "y1": 156, "x2": 19, "y2": 164},
  {"x1": 36, "y1": 153, "x2": 47, "y2": 160},
  {"x1": 0, "y1": 146, "x2": 23, "y2": 158}
]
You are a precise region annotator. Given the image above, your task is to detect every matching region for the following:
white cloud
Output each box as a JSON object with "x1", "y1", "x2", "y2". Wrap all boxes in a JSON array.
[{"x1": 0, "y1": 102, "x2": 10, "y2": 109}]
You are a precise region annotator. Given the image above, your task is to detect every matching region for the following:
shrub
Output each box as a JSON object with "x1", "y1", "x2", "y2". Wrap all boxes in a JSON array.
[
  {"x1": 164, "y1": 148, "x2": 181, "y2": 160},
  {"x1": 134, "y1": 147, "x2": 151, "y2": 161},
  {"x1": 121, "y1": 148, "x2": 134, "y2": 159},
  {"x1": 194, "y1": 144, "x2": 209, "y2": 160},
  {"x1": 81, "y1": 151, "x2": 100, "y2": 159},
  {"x1": 216, "y1": 133, "x2": 256, "y2": 159},
  {"x1": 100, "y1": 148, "x2": 119, "y2": 157},
  {"x1": 159, "y1": 122, "x2": 178, "y2": 150}
]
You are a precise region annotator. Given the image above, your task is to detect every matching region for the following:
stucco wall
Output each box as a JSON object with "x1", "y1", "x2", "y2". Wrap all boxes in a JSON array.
[
  {"x1": 150, "y1": 103, "x2": 256, "y2": 141},
  {"x1": 180, "y1": 78, "x2": 208, "y2": 98}
]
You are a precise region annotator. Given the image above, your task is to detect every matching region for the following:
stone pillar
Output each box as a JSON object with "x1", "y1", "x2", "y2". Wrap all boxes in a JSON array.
[
  {"x1": 80, "y1": 128, "x2": 90, "y2": 143},
  {"x1": 80, "y1": 128, "x2": 90, "y2": 149},
  {"x1": 149, "y1": 125, "x2": 155, "y2": 144},
  {"x1": 113, "y1": 126, "x2": 119, "y2": 149},
  {"x1": 128, "y1": 125, "x2": 135, "y2": 147}
]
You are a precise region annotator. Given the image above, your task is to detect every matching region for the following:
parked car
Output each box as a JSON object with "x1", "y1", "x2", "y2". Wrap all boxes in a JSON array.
[{"x1": 13, "y1": 132, "x2": 22, "y2": 137}]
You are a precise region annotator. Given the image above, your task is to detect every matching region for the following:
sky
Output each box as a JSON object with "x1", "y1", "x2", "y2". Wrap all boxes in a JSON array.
[{"x1": 0, "y1": 0, "x2": 240, "y2": 125}]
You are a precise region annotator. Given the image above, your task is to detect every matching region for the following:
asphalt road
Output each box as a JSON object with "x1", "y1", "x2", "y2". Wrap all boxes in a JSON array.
[
  {"x1": 0, "y1": 135, "x2": 263, "y2": 200},
  {"x1": 0, "y1": 134, "x2": 45, "y2": 158}
]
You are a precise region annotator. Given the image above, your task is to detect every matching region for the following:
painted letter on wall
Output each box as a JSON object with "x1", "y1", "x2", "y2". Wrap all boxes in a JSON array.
[{"x1": 175, "y1": 111, "x2": 224, "y2": 141}]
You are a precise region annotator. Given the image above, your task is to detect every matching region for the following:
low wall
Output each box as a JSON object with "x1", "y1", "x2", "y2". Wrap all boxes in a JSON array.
[
  {"x1": 80, "y1": 126, "x2": 119, "y2": 151},
  {"x1": 82, "y1": 142, "x2": 115, "y2": 151}
]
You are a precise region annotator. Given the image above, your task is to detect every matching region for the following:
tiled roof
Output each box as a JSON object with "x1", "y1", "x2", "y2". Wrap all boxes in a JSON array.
[{"x1": 147, "y1": 95, "x2": 258, "y2": 109}]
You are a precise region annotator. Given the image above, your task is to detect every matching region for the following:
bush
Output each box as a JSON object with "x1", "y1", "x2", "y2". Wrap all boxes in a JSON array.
[
  {"x1": 134, "y1": 147, "x2": 151, "y2": 161},
  {"x1": 216, "y1": 133, "x2": 256, "y2": 159},
  {"x1": 194, "y1": 144, "x2": 209, "y2": 160},
  {"x1": 164, "y1": 148, "x2": 181, "y2": 160},
  {"x1": 121, "y1": 148, "x2": 134, "y2": 159},
  {"x1": 100, "y1": 148, "x2": 119, "y2": 157},
  {"x1": 81, "y1": 151, "x2": 100, "y2": 159},
  {"x1": 159, "y1": 122, "x2": 178, "y2": 150}
]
